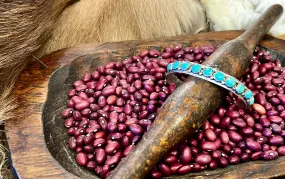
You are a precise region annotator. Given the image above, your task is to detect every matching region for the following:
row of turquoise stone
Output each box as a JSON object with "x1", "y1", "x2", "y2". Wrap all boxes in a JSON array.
[{"x1": 167, "y1": 61, "x2": 254, "y2": 106}]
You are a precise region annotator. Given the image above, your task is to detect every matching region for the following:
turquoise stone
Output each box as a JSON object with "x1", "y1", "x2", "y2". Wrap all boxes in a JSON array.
[
  {"x1": 249, "y1": 96, "x2": 254, "y2": 105},
  {"x1": 181, "y1": 62, "x2": 190, "y2": 70},
  {"x1": 172, "y1": 61, "x2": 180, "y2": 69},
  {"x1": 214, "y1": 72, "x2": 225, "y2": 82},
  {"x1": 203, "y1": 68, "x2": 213, "y2": 77},
  {"x1": 236, "y1": 84, "x2": 245, "y2": 94},
  {"x1": 167, "y1": 63, "x2": 173, "y2": 71},
  {"x1": 225, "y1": 77, "x2": 236, "y2": 88},
  {"x1": 191, "y1": 64, "x2": 201, "y2": 73},
  {"x1": 244, "y1": 90, "x2": 253, "y2": 99}
]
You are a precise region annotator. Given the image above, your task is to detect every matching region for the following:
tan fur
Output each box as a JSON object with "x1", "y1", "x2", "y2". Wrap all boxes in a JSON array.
[
  {"x1": 0, "y1": 0, "x2": 74, "y2": 121},
  {"x1": 38, "y1": 0, "x2": 207, "y2": 56}
]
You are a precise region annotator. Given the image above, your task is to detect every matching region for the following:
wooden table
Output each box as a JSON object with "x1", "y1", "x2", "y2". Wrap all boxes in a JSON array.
[{"x1": 6, "y1": 31, "x2": 285, "y2": 179}]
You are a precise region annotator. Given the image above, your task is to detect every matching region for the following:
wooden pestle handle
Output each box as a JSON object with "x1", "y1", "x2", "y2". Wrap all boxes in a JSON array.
[{"x1": 108, "y1": 4, "x2": 283, "y2": 179}]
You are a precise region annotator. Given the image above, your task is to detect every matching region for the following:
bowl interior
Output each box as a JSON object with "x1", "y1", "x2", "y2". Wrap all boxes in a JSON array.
[{"x1": 42, "y1": 43, "x2": 285, "y2": 179}]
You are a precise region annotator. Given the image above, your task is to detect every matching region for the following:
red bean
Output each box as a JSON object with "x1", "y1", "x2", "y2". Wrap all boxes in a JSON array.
[
  {"x1": 268, "y1": 116, "x2": 283, "y2": 124},
  {"x1": 220, "y1": 117, "x2": 231, "y2": 128},
  {"x1": 225, "y1": 110, "x2": 240, "y2": 119},
  {"x1": 123, "y1": 145, "x2": 135, "y2": 156},
  {"x1": 146, "y1": 170, "x2": 160, "y2": 179},
  {"x1": 195, "y1": 153, "x2": 212, "y2": 165},
  {"x1": 252, "y1": 103, "x2": 266, "y2": 114},
  {"x1": 92, "y1": 138, "x2": 106, "y2": 148},
  {"x1": 179, "y1": 146, "x2": 192, "y2": 164},
  {"x1": 131, "y1": 135, "x2": 141, "y2": 144},
  {"x1": 268, "y1": 136, "x2": 284, "y2": 145},
  {"x1": 169, "y1": 163, "x2": 182, "y2": 174},
  {"x1": 74, "y1": 129, "x2": 85, "y2": 138},
  {"x1": 109, "y1": 132, "x2": 123, "y2": 141},
  {"x1": 87, "y1": 153, "x2": 95, "y2": 162},
  {"x1": 95, "y1": 78, "x2": 107, "y2": 91},
  {"x1": 240, "y1": 127, "x2": 254, "y2": 135},
  {"x1": 158, "y1": 163, "x2": 171, "y2": 176},
  {"x1": 86, "y1": 161, "x2": 97, "y2": 171},
  {"x1": 107, "y1": 122, "x2": 117, "y2": 133},
  {"x1": 84, "y1": 145, "x2": 94, "y2": 153},
  {"x1": 232, "y1": 118, "x2": 246, "y2": 128},
  {"x1": 65, "y1": 117, "x2": 74, "y2": 128},
  {"x1": 105, "y1": 141, "x2": 120, "y2": 154},
  {"x1": 205, "y1": 129, "x2": 216, "y2": 141},
  {"x1": 69, "y1": 137, "x2": 77, "y2": 150},
  {"x1": 98, "y1": 110, "x2": 108, "y2": 118},
  {"x1": 108, "y1": 111, "x2": 118, "y2": 123},
  {"x1": 209, "y1": 114, "x2": 220, "y2": 125},
  {"x1": 163, "y1": 154, "x2": 178, "y2": 165},
  {"x1": 240, "y1": 153, "x2": 250, "y2": 162},
  {"x1": 220, "y1": 131, "x2": 229, "y2": 144},
  {"x1": 264, "y1": 84, "x2": 277, "y2": 91},
  {"x1": 201, "y1": 141, "x2": 217, "y2": 151},
  {"x1": 271, "y1": 123, "x2": 282, "y2": 134},
  {"x1": 129, "y1": 124, "x2": 144, "y2": 136},
  {"x1": 222, "y1": 144, "x2": 232, "y2": 154},
  {"x1": 218, "y1": 157, "x2": 228, "y2": 167},
  {"x1": 149, "y1": 50, "x2": 160, "y2": 57},
  {"x1": 100, "y1": 165, "x2": 110, "y2": 178},
  {"x1": 256, "y1": 136, "x2": 267, "y2": 145},
  {"x1": 76, "y1": 147, "x2": 83, "y2": 153},
  {"x1": 127, "y1": 66, "x2": 139, "y2": 73},
  {"x1": 260, "y1": 117, "x2": 271, "y2": 127},
  {"x1": 161, "y1": 52, "x2": 173, "y2": 59},
  {"x1": 261, "y1": 150, "x2": 278, "y2": 160},
  {"x1": 101, "y1": 86, "x2": 115, "y2": 96},
  {"x1": 76, "y1": 152, "x2": 87, "y2": 166},
  {"x1": 246, "y1": 140, "x2": 261, "y2": 151},
  {"x1": 214, "y1": 138, "x2": 222, "y2": 149},
  {"x1": 263, "y1": 128, "x2": 272, "y2": 137},
  {"x1": 228, "y1": 131, "x2": 243, "y2": 142},
  {"x1": 62, "y1": 108, "x2": 74, "y2": 118},
  {"x1": 277, "y1": 146, "x2": 285, "y2": 155},
  {"x1": 173, "y1": 165, "x2": 190, "y2": 175},
  {"x1": 211, "y1": 150, "x2": 221, "y2": 160},
  {"x1": 123, "y1": 104, "x2": 132, "y2": 115},
  {"x1": 245, "y1": 115, "x2": 254, "y2": 127},
  {"x1": 252, "y1": 71, "x2": 260, "y2": 80},
  {"x1": 125, "y1": 117, "x2": 138, "y2": 126},
  {"x1": 232, "y1": 147, "x2": 242, "y2": 156},
  {"x1": 105, "y1": 155, "x2": 120, "y2": 166},
  {"x1": 106, "y1": 95, "x2": 117, "y2": 105},
  {"x1": 86, "y1": 123, "x2": 100, "y2": 133},
  {"x1": 138, "y1": 119, "x2": 152, "y2": 128},
  {"x1": 117, "y1": 113, "x2": 126, "y2": 123}
]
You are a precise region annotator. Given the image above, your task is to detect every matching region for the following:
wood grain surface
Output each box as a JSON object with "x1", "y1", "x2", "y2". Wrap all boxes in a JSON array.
[{"x1": 5, "y1": 31, "x2": 285, "y2": 179}]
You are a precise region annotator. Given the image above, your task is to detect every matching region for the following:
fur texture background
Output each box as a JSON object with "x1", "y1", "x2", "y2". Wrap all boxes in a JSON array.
[
  {"x1": 37, "y1": 0, "x2": 207, "y2": 57},
  {"x1": 0, "y1": 0, "x2": 74, "y2": 122}
]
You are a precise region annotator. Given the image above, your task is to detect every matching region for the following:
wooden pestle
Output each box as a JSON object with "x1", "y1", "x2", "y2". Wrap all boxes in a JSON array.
[{"x1": 109, "y1": 4, "x2": 283, "y2": 179}]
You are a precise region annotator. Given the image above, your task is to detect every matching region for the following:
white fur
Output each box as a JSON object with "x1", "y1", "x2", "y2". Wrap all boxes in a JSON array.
[{"x1": 201, "y1": 0, "x2": 285, "y2": 36}]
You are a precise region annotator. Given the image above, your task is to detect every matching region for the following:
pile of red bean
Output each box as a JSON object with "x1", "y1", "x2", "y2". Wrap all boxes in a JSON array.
[{"x1": 62, "y1": 44, "x2": 285, "y2": 179}]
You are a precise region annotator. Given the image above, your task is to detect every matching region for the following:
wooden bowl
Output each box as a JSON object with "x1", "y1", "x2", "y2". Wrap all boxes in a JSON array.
[{"x1": 6, "y1": 31, "x2": 285, "y2": 179}]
